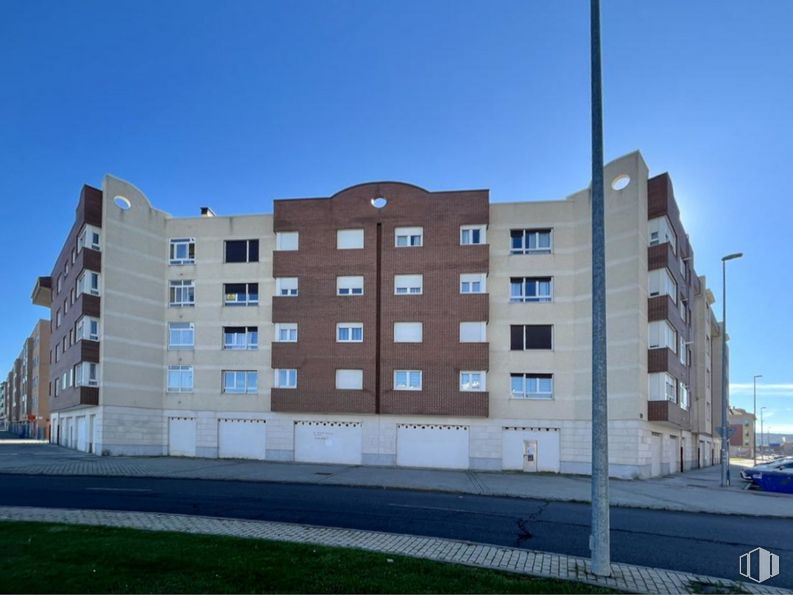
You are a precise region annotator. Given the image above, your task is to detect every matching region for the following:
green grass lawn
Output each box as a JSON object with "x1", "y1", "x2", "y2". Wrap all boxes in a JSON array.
[{"x1": 0, "y1": 521, "x2": 615, "y2": 594}]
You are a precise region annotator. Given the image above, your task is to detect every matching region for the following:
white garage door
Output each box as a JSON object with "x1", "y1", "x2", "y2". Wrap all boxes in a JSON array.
[
  {"x1": 76, "y1": 416, "x2": 88, "y2": 452},
  {"x1": 168, "y1": 417, "x2": 196, "y2": 457},
  {"x1": 218, "y1": 419, "x2": 267, "y2": 460},
  {"x1": 294, "y1": 421, "x2": 362, "y2": 465},
  {"x1": 502, "y1": 427, "x2": 560, "y2": 473},
  {"x1": 651, "y1": 433, "x2": 663, "y2": 476},
  {"x1": 397, "y1": 424, "x2": 469, "y2": 469}
]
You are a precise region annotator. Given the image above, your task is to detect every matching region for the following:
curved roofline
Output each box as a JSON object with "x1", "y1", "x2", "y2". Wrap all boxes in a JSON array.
[{"x1": 330, "y1": 180, "x2": 430, "y2": 199}]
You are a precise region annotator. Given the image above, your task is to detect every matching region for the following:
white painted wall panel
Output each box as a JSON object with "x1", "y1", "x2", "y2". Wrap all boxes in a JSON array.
[
  {"x1": 168, "y1": 417, "x2": 196, "y2": 457},
  {"x1": 501, "y1": 428, "x2": 560, "y2": 472},
  {"x1": 294, "y1": 421, "x2": 362, "y2": 465},
  {"x1": 396, "y1": 424, "x2": 469, "y2": 469},
  {"x1": 218, "y1": 419, "x2": 266, "y2": 460}
]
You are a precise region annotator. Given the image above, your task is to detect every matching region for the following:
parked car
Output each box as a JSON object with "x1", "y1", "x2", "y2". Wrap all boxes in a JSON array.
[
  {"x1": 741, "y1": 457, "x2": 793, "y2": 483},
  {"x1": 755, "y1": 469, "x2": 793, "y2": 494}
]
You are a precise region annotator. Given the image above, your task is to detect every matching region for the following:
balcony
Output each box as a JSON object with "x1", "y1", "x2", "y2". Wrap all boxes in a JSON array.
[
  {"x1": 31, "y1": 276, "x2": 53, "y2": 307},
  {"x1": 648, "y1": 347, "x2": 688, "y2": 381},
  {"x1": 648, "y1": 294, "x2": 687, "y2": 335},
  {"x1": 648, "y1": 399, "x2": 690, "y2": 429}
]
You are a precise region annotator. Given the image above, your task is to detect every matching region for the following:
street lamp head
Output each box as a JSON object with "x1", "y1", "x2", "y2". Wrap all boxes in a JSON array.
[
  {"x1": 722, "y1": 252, "x2": 744, "y2": 262},
  {"x1": 754, "y1": 374, "x2": 763, "y2": 380}
]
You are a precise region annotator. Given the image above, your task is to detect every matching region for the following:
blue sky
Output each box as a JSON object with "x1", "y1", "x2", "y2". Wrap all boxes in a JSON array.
[{"x1": 1, "y1": 0, "x2": 791, "y2": 432}]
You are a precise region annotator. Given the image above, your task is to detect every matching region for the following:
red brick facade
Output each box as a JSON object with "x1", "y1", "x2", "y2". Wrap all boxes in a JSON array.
[{"x1": 271, "y1": 182, "x2": 489, "y2": 417}]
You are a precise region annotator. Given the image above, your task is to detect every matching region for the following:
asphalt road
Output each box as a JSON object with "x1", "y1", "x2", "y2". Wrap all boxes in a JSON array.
[{"x1": 0, "y1": 473, "x2": 790, "y2": 588}]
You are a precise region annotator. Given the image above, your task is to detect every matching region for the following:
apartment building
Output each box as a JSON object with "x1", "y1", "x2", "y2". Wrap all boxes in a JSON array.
[
  {"x1": 0, "y1": 380, "x2": 7, "y2": 431},
  {"x1": 729, "y1": 407, "x2": 756, "y2": 458},
  {"x1": 32, "y1": 151, "x2": 724, "y2": 477},
  {"x1": 1, "y1": 320, "x2": 51, "y2": 439}
]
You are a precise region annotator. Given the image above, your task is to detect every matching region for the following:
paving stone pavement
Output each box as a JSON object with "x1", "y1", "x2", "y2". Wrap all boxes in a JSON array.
[{"x1": 0, "y1": 505, "x2": 788, "y2": 595}]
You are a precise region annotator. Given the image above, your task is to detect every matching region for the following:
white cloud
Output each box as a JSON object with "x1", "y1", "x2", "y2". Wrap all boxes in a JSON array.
[{"x1": 729, "y1": 383, "x2": 793, "y2": 398}]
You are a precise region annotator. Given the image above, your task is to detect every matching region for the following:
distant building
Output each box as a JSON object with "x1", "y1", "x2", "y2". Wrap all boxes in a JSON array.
[
  {"x1": 2, "y1": 320, "x2": 51, "y2": 439},
  {"x1": 728, "y1": 407, "x2": 756, "y2": 458}
]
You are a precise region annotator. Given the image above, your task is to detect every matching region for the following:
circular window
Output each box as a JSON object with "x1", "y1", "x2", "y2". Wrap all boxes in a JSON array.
[
  {"x1": 611, "y1": 174, "x2": 630, "y2": 191},
  {"x1": 114, "y1": 196, "x2": 132, "y2": 210},
  {"x1": 371, "y1": 197, "x2": 388, "y2": 209}
]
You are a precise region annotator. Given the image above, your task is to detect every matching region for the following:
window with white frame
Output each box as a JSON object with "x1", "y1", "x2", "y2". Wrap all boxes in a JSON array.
[
  {"x1": 648, "y1": 216, "x2": 677, "y2": 253},
  {"x1": 510, "y1": 277, "x2": 552, "y2": 302},
  {"x1": 78, "y1": 224, "x2": 101, "y2": 252},
  {"x1": 168, "y1": 322, "x2": 194, "y2": 348},
  {"x1": 649, "y1": 372, "x2": 677, "y2": 401},
  {"x1": 55, "y1": 309, "x2": 62, "y2": 328},
  {"x1": 275, "y1": 277, "x2": 298, "y2": 296},
  {"x1": 167, "y1": 365, "x2": 193, "y2": 392},
  {"x1": 75, "y1": 362, "x2": 98, "y2": 387},
  {"x1": 679, "y1": 383, "x2": 689, "y2": 409},
  {"x1": 648, "y1": 320, "x2": 677, "y2": 352},
  {"x1": 224, "y1": 283, "x2": 259, "y2": 306},
  {"x1": 274, "y1": 323, "x2": 298, "y2": 343},
  {"x1": 394, "y1": 370, "x2": 422, "y2": 391},
  {"x1": 460, "y1": 273, "x2": 487, "y2": 294},
  {"x1": 274, "y1": 368, "x2": 297, "y2": 389},
  {"x1": 78, "y1": 270, "x2": 101, "y2": 297},
  {"x1": 460, "y1": 225, "x2": 486, "y2": 245},
  {"x1": 394, "y1": 274, "x2": 423, "y2": 295},
  {"x1": 648, "y1": 269, "x2": 677, "y2": 304},
  {"x1": 460, "y1": 322, "x2": 487, "y2": 343},
  {"x1": 56, "y1": 275, "x2": 62, "y2": 294},
  {"x1": 337, "y1": 229, "x2": 364, "y2": 250},
  {"x1": 275, "y1": 232, "x2": 299, "y2": 251},
  {"x1": 169, "y1": 280, "x2": 195, "y2": 307},
  {"x1": 337, "y1": 276, "x2": 364, "y2": 296},
  {"x1": 223, "y1": 326, "x2": 258, "y2": 350},
  {"x1": 394, "y1": 322, "x2": 422, "y2": 343},
  {"x1": 511, "y1": 373, "x2": 553, "y2": 399},
  {"x1": 395, "y1": 226, "x2": 423, "y2": 247},
  {"x1": 337, "y1": 322, "x2": 363, "y2": 343},
  {"x1": 510, "y1": 229, "x2": 552, "y2": 254},
  {"x1": 460, "y1": 371, "x2": 486, "y2": 392},
  {"x1": 335, "y1": 369, "x2": 363, "y2": 390},
  {"x1": 169, "y1": 238, "x2": 195, "y2": 264},
  {"x1": 225, "y1": 239, "x2": 259, "y2": 263},
  {"x1": 222, "y1": 370, "x2": 258, "y2": 394}
]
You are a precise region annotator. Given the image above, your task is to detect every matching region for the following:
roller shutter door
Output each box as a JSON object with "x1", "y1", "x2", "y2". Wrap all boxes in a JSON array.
[
  {"x1": 218, "y1": 418, "x2": 267, "y2": 460},
  {"x1": 397, "y1": 424, "x2": 469, "y2": 469},
  {"x1": 294, "y1": 421, "x2": 362, "y2": 465}
]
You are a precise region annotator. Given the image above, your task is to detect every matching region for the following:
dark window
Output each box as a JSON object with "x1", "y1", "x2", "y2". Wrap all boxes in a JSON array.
[
  {"x1": 510, "y1": 324, "x2": 553, "y2": 350},
  {"x1": 224, "y1": 283, "x2": 259, "y2": 305},
  {"x1": 225, "y1": 239, "x2": 259, "y2": 263}
]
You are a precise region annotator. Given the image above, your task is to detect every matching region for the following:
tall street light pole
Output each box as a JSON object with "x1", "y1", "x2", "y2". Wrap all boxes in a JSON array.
[
  {"x1": 760, "y1": 407, "x2": 766, "y2": 458},
  {"x1": 589, "y1": 0, "x2": 610, "y2": 577},
  {"x1": 720, "y1": 253, "x2": 743, "y2": 487},
  {"x1": 753, "y1": 374, "x2": 762, "y2": 466}
]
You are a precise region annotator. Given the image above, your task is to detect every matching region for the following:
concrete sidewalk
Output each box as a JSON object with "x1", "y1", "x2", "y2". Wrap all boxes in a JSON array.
[
  {"x1": 0, "y1": 505, "x2": 787, "y2": 595},
  {"x1": 0, "y1": 438, "x2": 790, "y2": 518}
]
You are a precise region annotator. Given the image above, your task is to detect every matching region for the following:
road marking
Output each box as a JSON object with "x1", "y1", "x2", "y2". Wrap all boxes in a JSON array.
[
  {"x1": 387, "y1": 503, "x2": 472, "y2": 514},
  {"x1": 85, "y1": 487, "x2": 154, "y2": 493}
]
